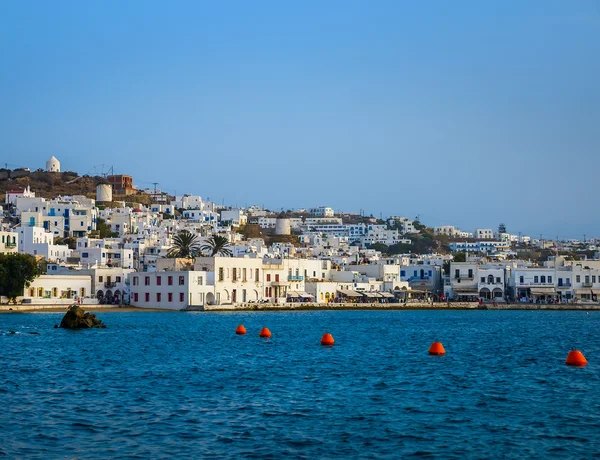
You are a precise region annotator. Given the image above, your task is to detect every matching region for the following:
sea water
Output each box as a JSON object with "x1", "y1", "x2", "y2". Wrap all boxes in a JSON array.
[{"x1": 1, "y1": 310, "x2": 599, "y2": 458}]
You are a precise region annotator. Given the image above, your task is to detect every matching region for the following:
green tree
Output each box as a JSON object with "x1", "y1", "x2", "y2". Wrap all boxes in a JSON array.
[
  {"x1": 453, "y1": 252, "x2": 466, "y2": 262},
  {"x1": 167, "y1": 230, "x2": 201, "y2": 259},
  {"x1": 200, "y1": 235, "x2": 233, "y2": 257},
  {"x1": 0, "y1": 253, "x2": 39, "y2": 303},
  {"x1": 94, "y1": 218, "x2": 119, "y2": 238}
]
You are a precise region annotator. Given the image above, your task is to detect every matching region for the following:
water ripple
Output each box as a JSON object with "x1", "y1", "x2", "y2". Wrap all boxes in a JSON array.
[{"x1": 0, "y1": 310, "x2": 599, "y2": 458}]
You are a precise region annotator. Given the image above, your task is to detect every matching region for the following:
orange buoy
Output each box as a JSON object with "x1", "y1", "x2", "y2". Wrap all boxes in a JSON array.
[
  {"x1": 428, "y1": 341, "x2": 446, "y2": 355},
  {"x1": 259, "y1": 327, "x2": 271, "y2": 338},
  {"x1": 566, "y1": 349, "x2": 587, "y2": 367},
  {"x1": 321, "y1": 333, "x2": 335, "y2": 346},
  {"x1": 235, "y1": 325, "x2": 246, "y2": 335}
]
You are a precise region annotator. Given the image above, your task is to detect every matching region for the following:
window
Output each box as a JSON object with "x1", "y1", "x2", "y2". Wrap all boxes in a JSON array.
[
  {"x1": 401, "y1": 270, "x2": 406, "y2": 277},
  {"x1": 82, "y1": 252, "x2": 89, "y2": 258},
  {"x1": 548, "y1": 276, "x2": 553, "y2": 283},
  {"x1": 481, "y1": 277, "x2": 485, "y2": 283},
  {"x1": 496, "y1": 277, "x2": 501, "y2": 283},
  {"x1": 232, "y1": 268, "x2": 237, "y2": 281},
  {"x1": 168, "y1": 293, "x2": 173, "y2": 302},
  {"x1": 157, "y1": 293, "x2": 161, "y2": 302},
  {"x1": 534, "y1": 276, "x2": 539, "y2": 283},
  {"x1": 540, "y1": 276, "x2": 546, "y2": 283},
  {"x1": 133, "y1": 293, "x2": 138, "y2": 302},
  {"x1": 455, "y1": 269, "x2": 460, "y2": 279},
  {"x1": 566, "y1": 278, "x2": 571, "y2": 285},
  {"x1": 157, "y1": 276, "x2": 162, "y2": 286},
  {"x1": 576, "y1": 275, "x2": 581, "y2": 283},
  {"x1": 243, "y1": 268, "x2": 247, "y2": 282},
  {"x1": 267, "y1": 274, "x2": 271, "y2": 282},
  {"x1": 179, "y1": 293, "x2": 184, "y2": 302},
  {"x1": 275, "y1": 274, "x2": 279, "y2": 282},
  {"x1": 145, "y1": 276, "x2": 150, "y2": 286},
  {"x1": 99, "y1": 276, "x2": 103, "y2": 282},
  {"x1": 219, "y1": 268, "x2": 224, "y2": 282},
  {"x1": 558, "y1": 278, "x2": 563, "y2": 286},
  {"x1": 116, "y1": 276, "x2": 121, "y2": 283},
  {"x1": 520, "y1": 276, "x2": 524, "y2": 284},
  {"x1": 133, "y1": 277, "x2": 138, "y2": 286},
  {"x1": 168, "y1": 276, "x2": 173, "y2": 286},
  {"x1": 468, "y1": 269, "x2": 473, "y2": 278},
  {"x1": 593, "y1": 276, "x2": 597, "y2": 283},
  {"x1": 145, "y1": 293, "x2": 150, "y2": 302},
  {"x1": 179, "y1": 276, "x2": 185, "y2": 285}
]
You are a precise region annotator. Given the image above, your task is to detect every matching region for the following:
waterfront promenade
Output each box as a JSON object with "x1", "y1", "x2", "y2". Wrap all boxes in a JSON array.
[{"x1": 3, "y1": 302, "x2": 600, "y2": 312}]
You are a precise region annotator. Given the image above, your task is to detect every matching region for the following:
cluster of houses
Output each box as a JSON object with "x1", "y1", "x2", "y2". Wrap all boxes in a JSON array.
[{"x1": 1, "y1": 158, "x2": 599, "y2": 309}]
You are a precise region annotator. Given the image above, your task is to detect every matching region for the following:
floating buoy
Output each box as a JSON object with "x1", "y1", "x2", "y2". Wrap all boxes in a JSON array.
[
  {"x1": 566, "y1": 349, "x2": 587, "y2": 367},
  {"x1": 428, "y1": 341, "x2": 446, "y2": 355},
  {"x1": 321, "y1": 333, "x2": 335, "y2": 346},
  {"x1": 259, "y1": 327, "x2": 271, "y2": 338},
  {"x1": 235, "y1": 325, "x2": 246, "y2": 335}
]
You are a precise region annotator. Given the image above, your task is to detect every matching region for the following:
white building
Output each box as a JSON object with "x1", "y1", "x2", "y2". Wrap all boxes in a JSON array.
[
  {"x1": 46, "y1": 156, "x2": 61, "y2": 172},
  {"x1": 5, "y1": 185, "x2": 35, "y2": 206},
  {"x1": 309, "y1": 206, "x2": 334, "y2": 218},
  {"x1": 22, "y1": 275, "x2": 90, "y2": 304},
  {"x1": 434, "y1": 226, "x2": 460, "y2": 237},
  {"x1": 475, "y1": 229, "x2": 494, "y2": 239},
  {"x1": 0, "y1": 231, "x2": 18, "y2": 253},
  {"x1": 17, "y1": 225, "x2": 72, "y2": 261}
]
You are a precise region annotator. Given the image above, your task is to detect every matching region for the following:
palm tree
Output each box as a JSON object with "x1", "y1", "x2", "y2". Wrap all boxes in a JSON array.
[
  {"x1": 167, "y1": 230, "x2": 202, "y2": 258},
  {"x1": 201, "y1": 234, "x2": 233, "y2": 257}
]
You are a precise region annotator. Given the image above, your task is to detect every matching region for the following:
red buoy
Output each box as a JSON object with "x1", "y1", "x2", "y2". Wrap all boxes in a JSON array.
[
  {"x1": 428, "y1": 342, "x2": 446, "y2": 355},
  {"x1": 566, "y1": 350, "x2": 587, "y2": 367},
  {"x1": 235, "y1": 325, "x2": 246, "y2": 335},
  {"x1": 321, "y1": 333, "x2": 335, "y2": 346},
  {"x1": 259, "y1": 327, "x2": 271, "y2": 338}
]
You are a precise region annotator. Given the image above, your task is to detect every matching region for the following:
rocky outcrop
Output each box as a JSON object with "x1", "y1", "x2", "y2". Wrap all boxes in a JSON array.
[{"x1": 59, "y1": 305, "x2": 106, "y2": 329}]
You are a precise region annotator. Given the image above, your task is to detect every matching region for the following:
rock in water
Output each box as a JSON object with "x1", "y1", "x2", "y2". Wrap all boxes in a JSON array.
[{"x1": 59, "y1": 305, "x2": 106, "y2": 329}]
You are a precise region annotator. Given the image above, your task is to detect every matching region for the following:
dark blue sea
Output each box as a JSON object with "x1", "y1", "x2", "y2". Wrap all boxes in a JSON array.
[{"x1": 1, "y1": 310, "x2": 599, "y2": 459}]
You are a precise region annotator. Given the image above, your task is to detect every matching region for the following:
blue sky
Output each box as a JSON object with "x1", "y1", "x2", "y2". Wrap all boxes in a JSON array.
[{"x1": 1, "y1": 0, "x2": 599, "y2": 239}]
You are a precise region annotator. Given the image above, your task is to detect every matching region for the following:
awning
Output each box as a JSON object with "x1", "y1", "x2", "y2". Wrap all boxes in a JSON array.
[
  {"x1": 410, "y1": 286, "x2": 432, "y2": 292},
  {"x1": 379, "y1": 292, "x2": 395, "y2": 298},
  {"x1": 530, "y1": 287, "x2": 556, "y2": 295},
  {"x1": 454, "y1": 289, "x2": 478, "y2": 295},
  {"x1": 298, "y1": 292, "x2": 313, "y2": 298},
  {"x1": 286, "y1": 291, "x2": 301, "y2": 298},
  {"x1": 574, "y1": 289, "x2": 596, "y2": 295},
  {"x1": 361, "y1": 292, "x2": 380, "y2": 298},
  {"x1": 338, "y1": 289, "x2": 363, "y2": 297}
]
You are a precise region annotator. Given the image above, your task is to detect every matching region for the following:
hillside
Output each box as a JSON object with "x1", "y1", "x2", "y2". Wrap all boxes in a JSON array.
[{"x1": 0, "y1": 171, "x2": 153, "y2": 205}]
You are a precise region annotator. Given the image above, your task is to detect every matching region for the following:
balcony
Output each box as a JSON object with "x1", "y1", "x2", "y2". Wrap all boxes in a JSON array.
[
  {"x1": 518, "y1": 282, "x2": 554, "y2": 286},
  {"x1": 104, "y1": 282, "x2": 117, "y2": 288},
  {"x1": 454, "y1": 275, "x2": 474, "y2": 280},
  {"x1": 5, "y1": 242, "x2": 17, "y2": 248},
  {"x1": 582, "y1": 282, "x2": 593, "y2": 288},
  {"x1": 288, "y1": 275, "x2": 304, "y2": 281}
]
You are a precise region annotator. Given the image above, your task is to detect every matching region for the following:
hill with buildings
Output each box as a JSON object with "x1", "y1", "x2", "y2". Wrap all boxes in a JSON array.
[{"x1": 0, "y1": 171, "x2": 152, "y2": 205}]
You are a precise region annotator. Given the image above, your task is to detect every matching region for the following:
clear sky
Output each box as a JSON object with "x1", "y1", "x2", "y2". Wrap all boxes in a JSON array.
[{"x1": 1, "y1": 0, "x2": 599, "y2": 239}]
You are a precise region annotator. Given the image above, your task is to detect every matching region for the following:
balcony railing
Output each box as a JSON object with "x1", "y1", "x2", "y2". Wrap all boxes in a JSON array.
[
  {"x1": 288, "y1": 275, "x2": 304, "y2": 281},
  {"x1": 518, "y1": 282, "x2": 554, "y2": 286},
  {"x1": 455, "y1": 275, "x2": 474, "y2": 280},
  {"x1": 104, "y1": 282, "x2": 117, "y2": 288},
  {"x1": 5, "y1": 242, "x2": 17, "y2": 248},
  {"x1": 582, "y1": 282, "x2": 593, "y2": 288}
]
